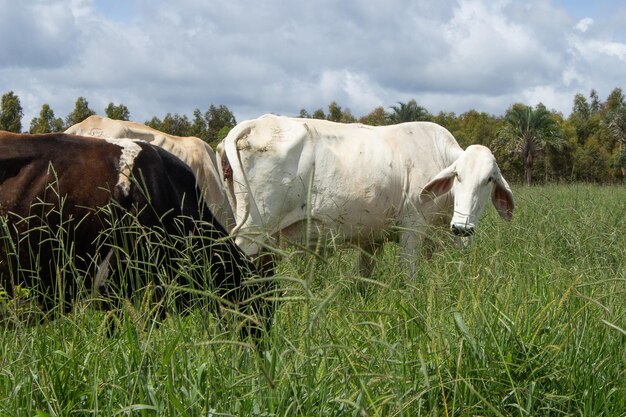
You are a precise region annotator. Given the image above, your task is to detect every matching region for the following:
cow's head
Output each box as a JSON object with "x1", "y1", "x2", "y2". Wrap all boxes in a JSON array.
[{"x1": 419, "y1": 145, "x2": 514, "y2": 237}]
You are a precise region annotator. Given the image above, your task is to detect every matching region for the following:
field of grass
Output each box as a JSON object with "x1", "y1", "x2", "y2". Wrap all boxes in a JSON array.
[{"x1": 0, "y1": 184, "x2": 624, "y2": 416}]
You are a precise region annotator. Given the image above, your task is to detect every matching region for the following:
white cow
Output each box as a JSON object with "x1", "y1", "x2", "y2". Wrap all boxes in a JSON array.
[
  {"x1": 66, "y1": 115, "x2": 236, "y2": 231},
  {"x1": 218, "y1": 114, "x2": 514, "y2": 276}
]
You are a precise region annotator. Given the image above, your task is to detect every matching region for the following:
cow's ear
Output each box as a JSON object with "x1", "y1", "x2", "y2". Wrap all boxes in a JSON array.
[
  {"x1": 420, "y1": 165, "x2": 456, "y2": 204},
  {"x1": 491, "y1": 174, "x2": 514, "y2": 221}
]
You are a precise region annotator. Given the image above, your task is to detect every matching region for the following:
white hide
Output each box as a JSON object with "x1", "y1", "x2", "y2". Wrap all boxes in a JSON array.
[
  {"x1": 219, "y1": 114, "x2": 515, "y2": 276},
  {"x1": 103, "y1": 137, "x2": 142, "y2": 197}
]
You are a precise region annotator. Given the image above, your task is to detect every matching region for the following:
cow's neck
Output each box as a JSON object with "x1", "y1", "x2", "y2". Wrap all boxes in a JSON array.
[{"x1": 440, "y1": 139, "x2": 464, "y2": 168}]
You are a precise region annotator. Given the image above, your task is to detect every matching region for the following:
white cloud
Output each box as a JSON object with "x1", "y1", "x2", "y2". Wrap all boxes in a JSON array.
[
  {"x1": 575, "y1": 17, "x2": 594, "y2": 33},
  {"x1": 2, "y1": 0, "x2": 626, "y2": 128},
  {"x1": 520, "y1": 85, "x2": 575, "y2": 114},
  {"x1": 310, "y1": 70, "x2": 386, "y2": 115},
  {"x1": 343, "y1": 72, "x2": 386, "y2": 113},
  {"x1": 596, "y1": 40, "x2": 626, "y2": 61},
  {"x1": 562, "y1": 66, "x2": 585, "y2": 87},
  {"x1": 570, "y1": 36, "x2": 626, "y2": 65},
  {"x1": 0, "y1": 1, "x2": 81, "y2": 68},
  {"x1": 416, "y1": 0, "x2": 564, "y2": 96}
]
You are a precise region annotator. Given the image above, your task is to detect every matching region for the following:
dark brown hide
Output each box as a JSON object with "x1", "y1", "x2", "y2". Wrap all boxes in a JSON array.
[{"x1": 0, "y1": 132, "x2": 272, "y2": 334}]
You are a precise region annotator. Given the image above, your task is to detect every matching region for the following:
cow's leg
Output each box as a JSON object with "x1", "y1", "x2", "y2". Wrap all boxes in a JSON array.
[
  {"x1": 422, "y1": 226, "x2": 447, "y2": 259},
  {"x1": 238, "y1": 278, "x2": 277, "y2": 346},
  {"x1": 358, "y1": 241, "x2": 382, "y2": 278},
  {"x1": 257, "y1": 251, "x2": 277, "y2": 277},
  {"x1": 398, "y1": 213, "x2": 427, "y2": 278},
  {"x1": 453, "y1": 234, "x2": 473, "y2": 249},
  {"x1": 355, "y1": 241, "x2": 383, "y2": 297}
]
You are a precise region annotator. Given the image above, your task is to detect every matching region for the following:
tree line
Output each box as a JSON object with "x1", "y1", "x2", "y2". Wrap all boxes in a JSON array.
[{"x1": 1, "y1": 88, "x2": 625, "y2": 185}]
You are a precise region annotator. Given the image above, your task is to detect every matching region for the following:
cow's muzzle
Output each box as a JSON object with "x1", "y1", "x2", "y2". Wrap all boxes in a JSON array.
[{"x1": 451, "y1": 223, "x2": 475, "y2": 237}]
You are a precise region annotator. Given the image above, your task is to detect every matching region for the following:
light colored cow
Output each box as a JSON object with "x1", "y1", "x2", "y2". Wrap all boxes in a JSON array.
[
  {"x1": 218, "y1": 114, "x2": 514, "y2": 276},
  {"x1": 66, "y1": 115, "x2": 235, "y2": 231}
]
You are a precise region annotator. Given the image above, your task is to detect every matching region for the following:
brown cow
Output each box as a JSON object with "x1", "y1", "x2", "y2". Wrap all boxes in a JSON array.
[{"x1": 0, "y1": 132, "x2": 272, "y2": 336}]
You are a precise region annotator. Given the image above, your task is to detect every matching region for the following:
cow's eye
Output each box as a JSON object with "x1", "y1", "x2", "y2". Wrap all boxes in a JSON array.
[
  {"x1": 487, "y1": 176, "x2": 494, "y2": 183},
  {"x1": 455, "y1": 173, "x2": 461, "y2": 183}
]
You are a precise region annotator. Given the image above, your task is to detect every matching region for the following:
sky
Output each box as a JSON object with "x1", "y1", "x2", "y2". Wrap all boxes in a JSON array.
[{"x1": 1, "y1": 0, "x2": 625, "y2": 128}]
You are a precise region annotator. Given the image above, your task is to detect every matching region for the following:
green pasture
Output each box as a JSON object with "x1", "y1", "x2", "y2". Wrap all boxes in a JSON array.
[{"x1": 0, "y1": 184, "x2": 624, "y2": 416}]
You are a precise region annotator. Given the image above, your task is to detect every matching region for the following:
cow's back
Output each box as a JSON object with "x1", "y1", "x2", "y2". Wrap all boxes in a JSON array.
[
  {"x1": 66, "y1": 115, "x2": 236, "y2": 231},
  {"x1": 0, "y1": 132, "x2": 123, "y2": 216}
]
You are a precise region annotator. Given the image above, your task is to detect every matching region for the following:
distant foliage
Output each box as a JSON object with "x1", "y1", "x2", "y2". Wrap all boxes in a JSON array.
[
  {"x1": 387, "y1": 99, "x2": 432, "y2": 123},
  {"x1": 105, "y1": 102, "x2": 130, "y2": 121},
  {"x1": 30, "y1": 104, "x2": 64, "y2": 133},
  {"x1": 205, "y1": 104, "x2": 237, "y2": 146},
  {"x1": 359, "y1": 106, "x2": 387, "y2": 126},
  {"x1": 500, "y1": 103, "x2": 564, "y2": 186},
  {"x1": 65, "y1": 97, "x2": 96, "y2": 128},
  {"x1": 0, "y1": 91, "x2": 23, "y2": 132},
  {"x1": 142, "y1": 105, "x2": 237, "y2": 147},
  {"x1": 6, "y1": 88, "x2": 626, "y2": 183},
  {"x1": 159, "y1": 113, "x2": 192, "y2": 137}
]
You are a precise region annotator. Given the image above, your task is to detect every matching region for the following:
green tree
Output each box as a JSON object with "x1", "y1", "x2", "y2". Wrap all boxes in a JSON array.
[
  {"x1": 601, "y1": 90, "x2": 626, "y2": 181},
  {"x1": 216, "y1": 126, "x2": 232, "y2": 142},
  {"x1": 160, "y1": 113, "x2": 191, "y2": 137},
  {"x1": 327, "y1": 101, "x2": 343, "y2": 122},
  {"x1": 359, "y1": 106, "x2": 388, "y2": 126},
  {"x1": 65, "y1": 97, "x2": 95, "y2": 128},
  {"x1": 0, "y1": 91, "x2": 23, "y2": 132},
  {"x1": 590, "y1": 89, "x2": 601, "y2": 113},
  {"x1": 191, "y1": 109, "x2": 209, "y2": 141},
  {"x1": 311, "y1": 108, "x2": 326, "y2": 120},
  {"x1": 145, "y1": 116, "x2": 162, "y2": 131},
  {"x1": 452, "y1": 110, "x2": 502, "y2": 149},
  {"x1": 501, "y1": 103, "x2": 563, "y2": 186},
  {"x1": 432, "y1": 111, "x2": 460, "y2": 134},
  {"x1": 296, "y1": 102, "x2": 355, "y2": 123},
  {"x1": 104, "y1": 102, "x2": 130, "y2": 120},
  {"x1": 572, "y1": 137, "x2": 612, "y2": 182},
  {"x1": 205, "y1": 104, "x2": 236, "y2": 146},
  {"x1": 604, "y1": 87, "x2": 624, "y2": 112},
  {"x1": 541, "y1": 115, "x2": 577, "y2": 182},
  {"x1": 387, "y1": 99, "x2": 431, "y2": 124},
  {"x1": 29, "y1": 104, "x2": 64, "y2": 133},
  {"x1": 569, "y1": 92, "x2": 599, "y2": 144},
  {"x1": 601, "y1": 88, "x2": 626, "y2": 151},
  {"x1": 617, "y1": 150, "x2": 626, "y2": 180},
  {"x1": 338, "y1": 107, "x2": 356, "y2": 123}
]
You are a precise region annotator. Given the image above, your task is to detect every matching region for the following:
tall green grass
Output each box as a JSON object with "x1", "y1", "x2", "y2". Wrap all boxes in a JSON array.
[{"x1": 0, "y1": 184, "x2": 624, "y2": 416}]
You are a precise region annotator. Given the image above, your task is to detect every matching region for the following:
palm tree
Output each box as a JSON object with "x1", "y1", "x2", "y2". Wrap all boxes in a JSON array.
[
  {"x1": 387, "y1": 99, "x2": 431, "y2": 124},
  {"x1": 502, "y1": 103, "x2": 563, "y2": 186}
]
